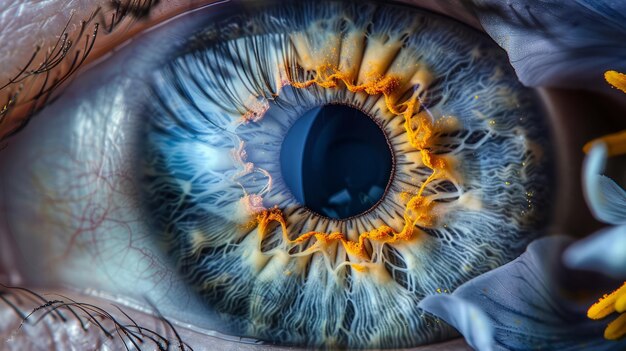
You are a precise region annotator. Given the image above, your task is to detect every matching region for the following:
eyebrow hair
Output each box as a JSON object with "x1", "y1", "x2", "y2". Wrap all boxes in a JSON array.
[{"x1": 0, "y1": 0, "x2": 163, "y2": 146}]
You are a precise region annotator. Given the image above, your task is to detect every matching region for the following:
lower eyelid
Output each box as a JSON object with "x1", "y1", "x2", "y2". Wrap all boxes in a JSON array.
[
  {"x1": 0, "y1": 285, "x2": 225, "y2": 350},
  {"x1": 0, "y1": 284, "x2": 470, "y2": 350}
]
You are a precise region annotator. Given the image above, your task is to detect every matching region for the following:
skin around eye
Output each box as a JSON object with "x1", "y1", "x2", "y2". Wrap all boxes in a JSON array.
[
  {"x1": 0, "y1": 0, "x2": 623, "y2": 350},
  {"x1": 0, "y1": 0, "x2": 226, "y2": 142}
]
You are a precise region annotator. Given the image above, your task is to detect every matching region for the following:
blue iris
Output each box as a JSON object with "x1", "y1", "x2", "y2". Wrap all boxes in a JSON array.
[{"x1": 138, "y1": 1, "x2": 555, "y2": 348}]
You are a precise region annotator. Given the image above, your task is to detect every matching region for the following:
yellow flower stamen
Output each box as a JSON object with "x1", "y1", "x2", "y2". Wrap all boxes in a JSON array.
[
  {"x1": 583, "y1": 130, "x2": 626, "y2": 156},
  {"x1": 606, "y1": 314, "x2": 626, "y2": 340},
  {"x1": 605, "y1": 70, "x2": 626, "y2": 94},
  {"x1": 582, "y1": 70, "x2": 626, "y2": 156},
  {"x1": 585, "y1": 70, "x2": 626, "y2": 341},
  {"x1": 588, "y1": 283, "x2": 626, "y2": 340}
]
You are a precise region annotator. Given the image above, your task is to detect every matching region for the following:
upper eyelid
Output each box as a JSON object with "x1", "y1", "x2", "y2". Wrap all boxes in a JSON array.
[
  {"x1": 0, "y1": 0, "x2": 217, "y2": 88},
  {"x1": 0, "y1": 0, "x2": 220, "y2": 144}
]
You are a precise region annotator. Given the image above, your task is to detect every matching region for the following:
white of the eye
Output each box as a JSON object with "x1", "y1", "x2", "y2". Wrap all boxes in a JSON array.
[{"x1": 0, "y1": 3, "x2": 229, "y2": 332}]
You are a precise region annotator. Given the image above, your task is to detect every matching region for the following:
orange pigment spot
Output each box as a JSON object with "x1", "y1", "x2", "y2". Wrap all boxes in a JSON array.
[
  {"x1": 351, "y1": 264, "x2": 367, "y2": 273},
  {"x1": 238, "y1": 95, "x2": 271, "y2": 125},
  {"x1": 241, "y1": 194, "x2": 266, "y2": 214},
  {"x1": 250, "y1": 64, "x2": 453, "y2": 264}
]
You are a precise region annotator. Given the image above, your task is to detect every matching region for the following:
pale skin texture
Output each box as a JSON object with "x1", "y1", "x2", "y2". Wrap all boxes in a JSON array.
[{"x1": 0, "y1": 0, "x2": 623, "y2": 350}]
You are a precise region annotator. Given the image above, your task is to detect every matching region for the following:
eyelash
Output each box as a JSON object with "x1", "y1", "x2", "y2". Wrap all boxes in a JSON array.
[
  {"x1": 0, "y1": 0, "x2": 162, "y2": 146},
  {"x1": 0, "y1": 284, "x2": 194, "y2": 350}
]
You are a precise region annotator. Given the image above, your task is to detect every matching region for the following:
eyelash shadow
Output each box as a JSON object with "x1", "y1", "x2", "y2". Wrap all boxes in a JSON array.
[{"x1": 0, "y1": 284, "x2": 194, "y2": 350}]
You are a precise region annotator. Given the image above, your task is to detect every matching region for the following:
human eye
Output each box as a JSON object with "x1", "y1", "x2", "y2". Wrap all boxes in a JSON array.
[{"x1": 0, "y1": 0, "x2": 621, "y2": 349}]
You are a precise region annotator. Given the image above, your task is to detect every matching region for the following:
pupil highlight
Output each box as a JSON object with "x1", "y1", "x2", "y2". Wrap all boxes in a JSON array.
[{"x1": 280, "y1": 104, "x2": 393, "y2": 219}]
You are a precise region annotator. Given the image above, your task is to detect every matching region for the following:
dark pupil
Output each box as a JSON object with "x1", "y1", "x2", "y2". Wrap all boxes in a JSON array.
[{"x1": 280, "y1": 104, "x2": 393, "y2": 219}]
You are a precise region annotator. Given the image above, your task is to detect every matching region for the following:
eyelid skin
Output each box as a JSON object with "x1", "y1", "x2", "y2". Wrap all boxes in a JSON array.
[
  {"x1": 0, "y1": 0, "x2": 217, "y2": 142},
  {"x1": 0, "y1": 287, "x2": 472, "y2": 350}
]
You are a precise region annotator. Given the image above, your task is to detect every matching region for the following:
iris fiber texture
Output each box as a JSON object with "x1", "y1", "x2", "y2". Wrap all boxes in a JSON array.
[{"x1": 141, "y1": 1, "x2": 554, "y2": 348}]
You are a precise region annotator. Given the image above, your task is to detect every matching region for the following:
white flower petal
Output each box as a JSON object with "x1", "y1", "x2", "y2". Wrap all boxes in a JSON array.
[
  {"x1": 435, "y1": 236, "x2": 626, "y2": 350},
  {"x1": 583, "y1": 142, "x2": 626, "y2": 225},
  {"x1": 473, "y1": 0, "x2": 626, "y2": 91},
  {"x1": 419, "y1": 294, "x2": 496, "y2": 351},
  {"x1": 563, "y1": 225, "x2": 626, "y2": 279}
]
